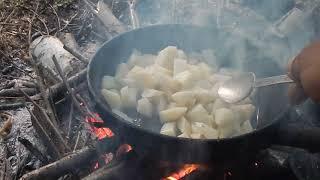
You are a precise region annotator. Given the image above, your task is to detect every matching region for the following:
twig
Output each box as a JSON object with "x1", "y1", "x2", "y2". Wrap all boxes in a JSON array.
[
  {"x1": 21, "y1": 138, "x2": 121, "y2": 180},
  {"x1": 18, "y1": 137, "x2": 49, "y2": 164},
  {"x1": 0, "y1": 81, "x2": 15, "y2": 91},
  {"x1": 0, "y1": 88, "x2": 37, "y2": 97},
  {"x1": 0, "y1": 102, "x2": 24, "y2": 111},
  {"x1": 59, "y1": 13, "x2": 79, "y2": 32},
  {"x1": 32, "y1": 68, "x2": 87, "y2": 101},
  {"x1": 73, "y1": 129, "x2": 81, "y2": 152},
  {"x1": 63, "y1": 45, "x2": 89, "y2": 64},
  {"x1": 67, "y1": 102, "x2": 74, "y2": 138},
  {"x1": 20, "y1": 146, "x2": 97, "y2": 180},
  {"x1": 20, "y1": 89, "x2": 71, "y2": 155},
  {"x1": 83, "y1": 0, "x2": 126, "y2": 34},
  {"x1": 24, "y1": 103, "x2": 62, "y2": 159},
  {"x1": 28, "y1": 2, "x2": 40, "y2": 45},
  {"x1": 0, "y1": 8, "x2": 16, "y2": 32},
  {"x1": 20, "y1": 81, "x2": 38, "y2": 89},
  {"x1": 49, "y1": 4, "x2": 61, "y2": 32},
  {"x1": 31, "y1": 55, "x2": 58, "y2": 127}
]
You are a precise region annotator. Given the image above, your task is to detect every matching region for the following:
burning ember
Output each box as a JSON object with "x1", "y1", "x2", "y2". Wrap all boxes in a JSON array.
[
  {"x1": 163, "y1": 164, "x2": 201, "y2": 180},
  {"x1": 86, "y1": 114, "x2": 114, "y2": 139}
]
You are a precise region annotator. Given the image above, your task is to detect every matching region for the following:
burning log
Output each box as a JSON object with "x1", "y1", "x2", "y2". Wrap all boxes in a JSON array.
[{"x1": 18, "y1": 137, "x2": 49, "y2": 164}]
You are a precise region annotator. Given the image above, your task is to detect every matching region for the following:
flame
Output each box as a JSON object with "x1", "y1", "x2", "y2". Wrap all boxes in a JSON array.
[
  {"x1": 86, "y1": 114, "x2": 114, "y2": 139},
  {"x1": 162, "y1": 164, "x2": 200, "y2": 180}
]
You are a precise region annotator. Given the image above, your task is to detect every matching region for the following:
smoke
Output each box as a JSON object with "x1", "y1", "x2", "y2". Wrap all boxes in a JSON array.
[{"x1": 133, "y1": 0, "x2": 316, "y2": 72}]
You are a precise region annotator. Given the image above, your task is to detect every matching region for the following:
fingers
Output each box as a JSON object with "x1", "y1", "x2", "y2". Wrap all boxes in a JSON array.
[
  {"x1": 288, "y1": 83, "x2": 307, "y2": 105},
  {"x1": 287, "y1": 57, "x2": 300, "y2": 82}
]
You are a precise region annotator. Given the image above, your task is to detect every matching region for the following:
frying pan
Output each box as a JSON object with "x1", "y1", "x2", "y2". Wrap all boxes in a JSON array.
[{"x1": 88, "y1": 24, "x2": 320, "y2": 163}]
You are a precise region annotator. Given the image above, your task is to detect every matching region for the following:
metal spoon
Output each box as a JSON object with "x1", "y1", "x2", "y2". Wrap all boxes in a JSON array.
[{"x1": 218, "y1": 72, "x2": 294, "y2": 103}]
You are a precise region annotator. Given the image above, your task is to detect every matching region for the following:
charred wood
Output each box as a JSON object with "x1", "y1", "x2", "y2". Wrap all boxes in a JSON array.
[{"x1": 0, "y1": 88, "x2": 37, "y2": 97}]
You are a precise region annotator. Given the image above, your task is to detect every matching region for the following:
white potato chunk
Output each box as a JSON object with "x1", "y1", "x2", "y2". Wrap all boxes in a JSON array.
[
  {"x1": 174, "y1": 58, "x2": 189, "y2": 76},
  {"x1": 101, "y1": 89, "x2": 122, "y2": 110},
  {"x1": 191, "y1": 122, "x2": 218, "y2": 139},
  {"x1": 127, "y1": 67, "x2": 156, "y2": 89},
  {"x1": 212, "y1": 99, "x2": 229, "y2": 113},
  {"x1": 157, "y1": 96, "x2": 168, "y2": 112},
  {"x1": 159, "y1": 107, "x2": 188, "y2": 123},
  {"x1": 154, "y1": 72, "x2": 181, "y2": 92},
  {"x1": 137, "y1": 98, "x2": 153, "y2": 118},
  {"x1": 102, "y1": 76, "x2": 120, "y2": 90},
  {"x1": 115, "y1": 63, "x2": 129, "y2": 79},
  {"x1": 195, "y1": 80, "x2": 212, "y2": 90},
  {"x1": 148, "y1": 64, "x2": 172, "y2": 76},
  {"x1": 190, "y1": 133, "x2": 204, "y2": 139},
  {"x1": 231, "y1": 104, "x2": 256, "y2": 124},
  {"x1": 172, "y1": 91, "x2": 196, "y2": 107},
  {"x1": 198, "y1": 62, "x2": 212, "y2": 78},
  {"x1": 160, "y1": 122, "x2": 177, "y2": 137},
  {"x1": 177, "y1": 117, "x2": 191, "y2": 135},
  {"x1": 218, "y1": 124, "x2": 240, "y2": 139},
  {"x1": 205, "y1": 103, "x2": 214, "y2": 114},
  {"x1": 177, "y1": 50, "x2": 187, "y2": 59},
  {"x1": 178, "y1": 133, "x2": 190, "y2": 138},
  {"x1": 215, "y1": 108, "x2": 236, "y2": 127},
  {"x1": 194, "y1": 88, "x2": 215, "y2": 104},
  {"x1": 120, "y1": 86, "x2": 137, "y2": 109},
  {"x1": 142, "y1": 89, "x2": 164, "y2": 104},
  {"x1": 240, "y1": 120, "x2": 253, "y2": 134},
  {"x1": 155, "y1": 46, "x2": 178, "y2": 70},
  {"x1": 174, "y1": 70, "x2": 194, "y2": 88},
  {"x1": 128, "y1": 50, "x2": 156, "y2": 68},
  {"x1": 188, "y1": 65, "x2": 203, "y2": 80},
  {"x1": 187, "y1": 104, "x2": 212, "y2": 125}
]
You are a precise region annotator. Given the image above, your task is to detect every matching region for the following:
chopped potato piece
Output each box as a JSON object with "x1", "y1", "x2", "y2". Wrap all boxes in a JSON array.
[
  {"x1": 157, "y1": 96, "x2": 168, "y2": 113},
  {"x1": 160, "y1": 122, "x2": 177, "y2": 136},
  {"x1": 142, "y1": 89, "x2": 164, "y2": 104},
  {"x1": 120, "y1": 86, "x2": 137, "y2": 109},
  {"x1": 154, "y1": 72, "x2": 181, "y2": 92},
  {"x1": 187, "y1": 104, "x2": 212, "y2": 125},
  {"x1": 177, "y1": 50, "x2": 187, "y2": 59},
  {"x1": 194, "y1": 88, "x2": 215, "y2": 104},
  {"x1": 102, "y1": 76, "x2": 120, "y2": 90},
  {"x1": 191, "y1": 122, "x2": 218, "y2": 139},
  {"x1": 205, "y1": 103, "x2": 214, "y2": 114},
  {"x1": 127, "y1": 68, "x2": 156, "y2": 89},
  {"x1": 212, "y1": 99, "x2": 229, "y2": 113},
  {"x1": 231, "y1": 104, "x2": 256, "y2": 124},
  {"x1": 195, "y1": 80, "x2": 212, "y2": 90},
  {"x1": 240, "y1": 120, "x2": 253, "y2": 134},
  {"x1": 178, "y1": 132, "x2": 190, "y2": 138},
  {"x1": 172, "y1": 91, "x2": 196, "y2": 107},
  {"x1": 190, "y1": 133, "x2": 204, "y2": 139},
  {"x1": 128, "y1": 50, "x2": 156, "y2": 68},
  {"x1": 137, "y1": 98, "x2": 153, "y2": 118},
  {"x1": 215, "y1": 108, "x2": 236, "y2": 127},
  {"x1": 174, "y1": 71, "x2": 194, "y2": 88},
  {"x1": 148, "y1": 64, "x2": 173, "y2": 76},
  {"x1": 177, "y1": 117, "x2": 191, "y2": 135},
  {"x1": 101, "y1": 89, "x2": 122, "y2": 110},
  {"x1": 155, "y1": 46, "x2": 178, "y2": 70},
  {"x1": 115, "y1": 63, "x2": 129, "y2": 79},
  {"x1": 198, "y1": 62, "x2": 212, "y2": 78},
  {"x1": 174, "y1": 58, "x2": 189, "y2": 76},
  {"x1": 159, "y1": 107, "x2": 188, "y2": 123},
  {"x1": 218, "y1": 124, "x2": 240, "y2": 139}
]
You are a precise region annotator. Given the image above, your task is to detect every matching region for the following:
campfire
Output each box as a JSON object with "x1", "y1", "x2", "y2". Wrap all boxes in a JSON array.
[{"x1": 1, "y1": 0, "x2": 320, "y2": 180}]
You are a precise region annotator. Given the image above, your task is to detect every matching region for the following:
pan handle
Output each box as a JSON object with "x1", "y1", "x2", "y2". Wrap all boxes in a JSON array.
[{"x1": 274, "y1": 124, "x2": 320, "y2": 152}]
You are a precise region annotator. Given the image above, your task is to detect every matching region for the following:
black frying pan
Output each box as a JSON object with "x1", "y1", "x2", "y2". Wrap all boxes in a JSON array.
[{"x1": 88, "y1": 24, "x2": 320, "y2": 163}]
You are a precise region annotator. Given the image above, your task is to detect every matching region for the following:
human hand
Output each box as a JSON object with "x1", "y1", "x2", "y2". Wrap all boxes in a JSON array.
[{"x1": 288, "y1": 41, "x2": 320, "y2": 104}]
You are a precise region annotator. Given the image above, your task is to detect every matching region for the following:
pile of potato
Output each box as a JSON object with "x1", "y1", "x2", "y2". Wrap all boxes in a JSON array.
[{"x1": 101, "y1": 46, "x2": 255, "y2": 139}]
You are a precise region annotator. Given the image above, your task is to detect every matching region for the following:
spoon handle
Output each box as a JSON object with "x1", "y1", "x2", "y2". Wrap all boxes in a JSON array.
[{"x1": 255, "y1": 75, "x2": 294, "y2": 88}]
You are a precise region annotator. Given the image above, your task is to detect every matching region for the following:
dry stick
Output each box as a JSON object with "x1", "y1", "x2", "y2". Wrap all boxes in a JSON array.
[
  {"x1": 31, "y1": 55, "x2": 58, "y2": 127},
  {"x1": 20, "y1": 89, "x2": 71, "y2": 154},
  {"x1": 32, "y1": 68, "x2": 87, "y2": 101},
  {"x1": 63, "y1": 45, "x2": 89, "y2": 64},
  {"x1": 0, "y1": 102, "x2": 24, "y2": 111},
  {"x1": 20, "y1": 145, "x2": 97, "y2": 180},
  {"x1": 59, "y1": 12, "x2": 79, "y2": 32},
  {"x1": 67, "y1": 102, "x2": 74, "y2": 138},
  {"x1": 18, "y1": 137, "x2": 49, "y2": 164},
  {"x1": 83, "y1": 0, "x2": 126, "y2": 34},
  {"x1": 24, "y1": 103, "x2": 62, "y2": 158},
  {"x1": 0, "y1": 88, "x2": 37, "y2": 97},
  {"x1": 49, "y1": 4, "x2": 61, "y2": 32}
]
